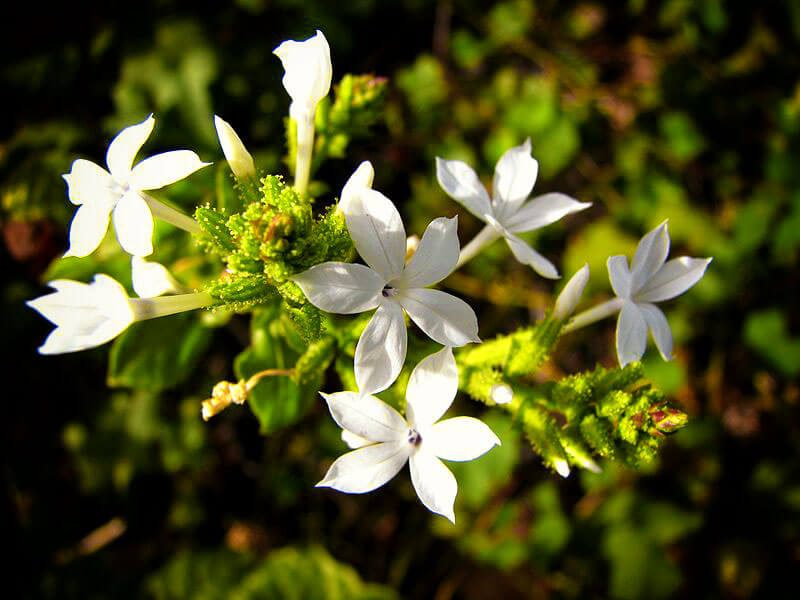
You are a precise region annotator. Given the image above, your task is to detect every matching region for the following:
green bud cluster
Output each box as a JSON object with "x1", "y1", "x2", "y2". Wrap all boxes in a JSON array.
[{"x1": 195, "y1": 175, "x2": 354, "y2": 340}]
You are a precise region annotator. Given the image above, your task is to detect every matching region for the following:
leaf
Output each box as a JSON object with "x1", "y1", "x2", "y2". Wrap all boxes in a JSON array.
[{"x1": 108, "y1": 313, "x2": 212, "y2": 391}]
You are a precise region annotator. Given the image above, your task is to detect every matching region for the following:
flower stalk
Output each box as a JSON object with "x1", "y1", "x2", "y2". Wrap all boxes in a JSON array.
[
  {"x1": 141, "y1": 193, "x2": 202, "y2": 234},
  {"x1": 561, "y1": 297, "x2": 624, "y2": 333}
]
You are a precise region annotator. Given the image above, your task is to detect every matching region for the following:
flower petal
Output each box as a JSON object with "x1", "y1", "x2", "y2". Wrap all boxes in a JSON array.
[
  {"x1": 214, "y1": 115, "x2": 255, "y2": 179},
  {"x1": 435, "y1": 157, "x2": 492, "y2": 221},
  {"x1": 504, "y1": 233, "x2": 560, "y2": 279},
  {"x1": 554, "y1": 264, "x2": 590, "y2": 319},
  {"x1": 354, "y1": 301, "x2": 407, "y2": 395},
  {"x1": 638, "y1": 302, "x2": 673, "y2": 361},
  {"x1": 316, "y1": 441, "x2": 409, "y2": 494},
  {"x1": 409, "y1": 448, "x2": 457, "y2": 523},
  {"x1": 607, "y1": 255, "x2": 632, "y2": 299},
  {"x1": 630, "y1": 221, "x2": 670, "y2": 294},
  {"x1": 428, "y1": 416, "x2": 501, "y2": 462},
  {"x1": 293, "y1": 262, "x2": 383, "y2": 314},
  {"x1": 405, "y1": 346, "x2": 458, "y2": 429},
  {"x1": 320, "y1": 391, "x2": 407, "y2": 442},
  {"x1": 616, "y1": 300, "x2": 648, "y2": 367},
  {"x1": 130, "y1": 150, "x2": 209, "y2": 191},
  {"x1": 344, "y1": 189, "x2": 407, "y2": 281},
  {"x1": 397, "y1": 288, "x2": 480, "y2": 347},
  {"x1": 341, "y1": 429, "x2": 372, "y2": 449},
  {"x1": 492, "y1": 139, "x2": 538, "y2": 221},
  {"x1": 635, "y1": 257, "x2": 712, "y2": 303},
  {"x1": 505, "y1": 192, "x2": 592, "y2": 234},
  {"x1": 131, "y1": 256, "x2": 180, "y2": 298},
  {"x1": 338, "y1": 161, "x2": 374, "y2": 214},
  {"x1": 106, "y1": 115, "x2": 155, "y2": 178},
  {"x1": 64, "y1": 202, "x2": 113, "y2": 258},
  {"x1": 113, "y1": 192, "x2": 154, "y2": 257},
  {"x1": 63, "y1": 159, "x2": 114, "y2": 206},
  {"x1": 397, "y1": 216, "x2": 459, "y2": 288}
]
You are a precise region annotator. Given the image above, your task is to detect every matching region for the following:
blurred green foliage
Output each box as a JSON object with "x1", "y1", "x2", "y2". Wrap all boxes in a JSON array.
[{"x1": 4, "y1": 1, "x2": 800, "y2": 599}]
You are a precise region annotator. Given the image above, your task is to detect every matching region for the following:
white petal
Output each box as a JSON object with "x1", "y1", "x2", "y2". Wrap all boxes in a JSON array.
[
  {"x1": 273, "y1": 30, "x2": 332, "y2": 121},
  {"x1": 338, "y1": 161, "x2": 374, "y2": 214},
  {"x1": 616, "y1": 300, "x2": 648, "y2": 367},
  {"x1": 28, "y1": 275, "x2": 134, "y2": 355},
  {"x1": 344, "y1": 189, "x2": 407, "y2": 281},
  {"x1": 130, "y1": 150, "x2": 209, "y2": 191},
  {"x1": 428, "y1": 416, "x2": 501, "y2": 461},
  {"x1": 492, "y1": 139, "x2": 538, "y2": 221},
  {"x1": 62, "y1": 159, "x2": 113, "y2": 206},
  {"x1": 131, "y1": 256, "x2": 180, "y2": 298},
  {"x1": 320, "y1": 391, "x2": 407, "y2": 442},
  {"x1": 630, "y1": 221, "x2": 670, "y2": 294},
  {"x1": 397, "y1": 288, "x2": 480, "y2": 347},
  {"x1": 354, "y1": 301, "x2": 407, "y2": 395},
  {"x1": 316, "y1": 441, "x2": 409, "y2": 494},
  {"x1": 607, "y1": 255, "x2": 632, "y2": 299},
  {"x1": 635, "y1": 257, "x2": 712, "y2": 303},
  {"x1": 396, "y1": 216, "x2": 459, "y2": 288},
  {"x1": 292, "y1": 262, "x2": 383, "y2": 314},
  {"x1": 638, "y1": 302, "x2": 673, "y2": 361},
  {"x1": 214, "y1": 115, "x2": 255, "y2": 179},
  {"x1": 504, "y1": 233, "x2": 560, "y2": 279},
  {"x1": 106, "y1": 115, "x2": 155, "y2": 178},
  {"x1": 405, "y1": 346, "x2": 458, "y2": 429},
  {"x1": 435, "y1": 157, "x2": 493, "y2": 221},
  {"x1": 113, "y1": 192, "x2": 154, "y2": 257},
  {"x1": 409, "y1": 448, "x2": 457, "y2": 523},
  {"x1": 341, "y1": 429, "x2": 372, "y2": 449},
  {"x1": 64, "y1": 203, "x2": 112, "y2": 258},
  {"x1": 553, "y1": 264, "x2": 590, "y2": 319},
  {"x1": 505, "y1": 192, "x2": 592, "y2": 234}
]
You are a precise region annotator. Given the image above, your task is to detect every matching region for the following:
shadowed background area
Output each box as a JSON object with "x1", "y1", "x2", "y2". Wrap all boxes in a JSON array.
[{"x1": 3, "y1": 1, "x2": 800, "y2": 598}]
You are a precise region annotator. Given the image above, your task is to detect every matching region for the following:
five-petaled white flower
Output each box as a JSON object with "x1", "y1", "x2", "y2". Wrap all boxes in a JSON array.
[
  {"x1": 63, "y1": 115, "x2": 209, "y2": 258},
  {"x1": 27, "y1": 275, "x2": 136, "y2": 355},
  {"x1": 28, "y1": 272, "x2": 213, "y2": 355},
  {"x1": 436, "y1": 139, "x2": 591, "y2": 278},
  {"x1": 608, "y1": 221, "x2": 712, "y2": 366},
  {"x1": 293, "y1": 175, "x2": 480, "y2": 396},
  {"x1": 317, "y1": 346, "x2": 500, "y2": 523},
  {"x1": 273, "y1": 30, "x2": 332, "y2": 124}
]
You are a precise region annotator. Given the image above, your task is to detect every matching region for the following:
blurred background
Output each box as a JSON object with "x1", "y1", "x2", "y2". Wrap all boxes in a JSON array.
[{"x1": 3, "y1": 1, "x2": 800, "y2": 598}]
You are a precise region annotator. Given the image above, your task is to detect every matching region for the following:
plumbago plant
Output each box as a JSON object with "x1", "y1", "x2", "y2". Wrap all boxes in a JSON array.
[{"x1": 28, "y1": 30, "x2": 711, "y2": 523}]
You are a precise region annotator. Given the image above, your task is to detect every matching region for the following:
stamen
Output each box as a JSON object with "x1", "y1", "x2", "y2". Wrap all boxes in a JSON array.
[{"x1": 407, "y1": 429, "x2": 422, "y2": 446}]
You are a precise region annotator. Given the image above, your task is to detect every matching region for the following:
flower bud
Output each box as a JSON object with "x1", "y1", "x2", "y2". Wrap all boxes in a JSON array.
[
  {"x1": 273, "y1": 30, "x2": 332, "y2": 123},
  {"x1": 214, "y1": 115, "x2": 256, "y2": 179},
  {"x1": 554, "y1": 264, "x2": 590, "y2": 320}
]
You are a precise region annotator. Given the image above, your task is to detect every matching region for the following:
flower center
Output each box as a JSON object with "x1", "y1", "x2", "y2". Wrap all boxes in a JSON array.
[
  {"x1": 109, "y1": 179, "x2": 131, "y2": 198},
  {"x1": 407, "y1": 428, "x2": 422, "y2": 446},
  {"x1": 382, "y1": 285, "x2": 397, "y2": 298}
]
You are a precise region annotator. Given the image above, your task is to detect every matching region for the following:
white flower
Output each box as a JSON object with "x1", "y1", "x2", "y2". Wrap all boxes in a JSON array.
[
  {"x1": 608, "y1": 221, "x2": 712, "y2": 366},
  {"x1": 293, "y1": 186, "x2": 480, "y2": 395},
  {"x1": 131, "y1": 256, "x2": 180, "y2": 298},
  {"x1": 214, "y1": 115, "x2": 255, "y2": 179},
  {"x1": 436, "y1": 139, "x2": 591, "y2": 278},
  {"x1": 273, "y1": 30, "x2": 332, "y2": 123},
  {"x1": 553, "y1": 264, "x2": 590, "y2": 319},
  {"x1": 317, "y1": 347, "x2": 500, "y2": 523},
  {"x1": 28, "y1": 274, "x2": 213, "y2": 355},
  {"x1": 63, "y1": 115, "x2": 209, "y2": 258},
  {"x1": 27, "y1": 275, "x2": 136, "y2": 354}
]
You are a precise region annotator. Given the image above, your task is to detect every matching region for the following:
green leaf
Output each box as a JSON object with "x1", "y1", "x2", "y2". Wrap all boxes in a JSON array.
[{"x1": 108, "y1": 313, "x2": 212, "y2": 391}]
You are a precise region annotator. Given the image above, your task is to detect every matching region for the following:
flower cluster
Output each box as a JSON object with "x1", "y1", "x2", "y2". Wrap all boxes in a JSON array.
[{"x1": 27, "y1": 29, "x2": 711, "y2": 522}]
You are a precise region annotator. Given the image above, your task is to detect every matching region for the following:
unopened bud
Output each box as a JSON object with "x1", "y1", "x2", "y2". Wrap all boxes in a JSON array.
[
  {"x1": 490, "y1": 383, "x2": 514, "y2": 405},
  {"x1": 554, "y1": 264, "x2": 590, "y2": 320},
  {"x1": 214, "y1": 115, "x2": 256, "y2": 179},
  {"x1": 201, "y1": 380, "x2": 248, "y2": 421},
  {"x1": 649, "y1": 404, "x2": 688, "y2": 433}
]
